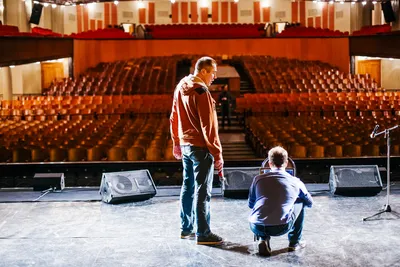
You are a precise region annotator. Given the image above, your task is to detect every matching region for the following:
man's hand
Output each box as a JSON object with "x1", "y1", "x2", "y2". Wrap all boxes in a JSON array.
[
  {"x1": 173, "y1": 145, "x2": 182, "y2": 160},
  {"x1": 214, "y1": 159, "x2": 224, "y2": 173}
]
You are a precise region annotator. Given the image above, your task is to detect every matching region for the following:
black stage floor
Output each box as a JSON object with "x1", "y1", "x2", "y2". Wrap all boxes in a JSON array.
[{"x1": 0, "y1": 185, "x2": 400, "y2": 267}]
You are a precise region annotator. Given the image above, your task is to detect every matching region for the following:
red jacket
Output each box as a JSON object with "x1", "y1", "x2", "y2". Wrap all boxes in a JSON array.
[{"x1": 170, "y1": 75, "x2": 223, "y2": 161}]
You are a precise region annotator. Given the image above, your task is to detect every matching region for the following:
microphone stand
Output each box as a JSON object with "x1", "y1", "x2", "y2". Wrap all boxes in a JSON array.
[{"x1": 363, "y1": 125, "x2": 400, "y2": 221}]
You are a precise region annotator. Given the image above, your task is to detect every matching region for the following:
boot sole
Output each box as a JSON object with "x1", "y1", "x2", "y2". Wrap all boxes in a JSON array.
[{"x1": 196, "y1": 241, "x2": 223, "y2": 245}]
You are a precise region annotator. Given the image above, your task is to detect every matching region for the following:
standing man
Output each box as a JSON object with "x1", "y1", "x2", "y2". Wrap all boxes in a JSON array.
[
  {"x1": 170, "y1": 56, "x2": 224, "y2": 245},
  {"x1": 218, "y1": 84, "x2": 232, "y2": 129},
  {"x1": 248, "y1": 146, "x2": 313, "y2": 256}
]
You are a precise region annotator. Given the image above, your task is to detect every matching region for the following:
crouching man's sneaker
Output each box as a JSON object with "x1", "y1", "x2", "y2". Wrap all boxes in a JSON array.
[
  {"x1": 196, "y1": 232, "x2": 223, "y2": 245},
  {"x1": 288, "y1": 240, "x2": 306, "y2": 252},
  {"x1": 258, "y1": 239, "x2": 272, "y2": 257},
  {"x1": 180, "y1": 231, "x2": 195, "y2": 239}
]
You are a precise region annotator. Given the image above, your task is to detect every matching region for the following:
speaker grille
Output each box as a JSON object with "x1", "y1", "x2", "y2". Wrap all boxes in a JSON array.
[
  {"x1": 112, "y1": 175, "x2": 137, "y2": 194},
  {"x1": 334, "y1": 167, "x2": 380, "y2": 188},
  {"x1": 100, "y1": 170, "x2": 156, "y2": 203},
  {"x1": 330, "y1": 165, "x2": 382, "y2": 196},
  {"x1": 224, "y1": 167, "x2": 261, "y2": 191}
]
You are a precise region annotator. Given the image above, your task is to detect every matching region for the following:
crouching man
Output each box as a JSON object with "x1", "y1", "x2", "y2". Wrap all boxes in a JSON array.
[{"x1": 248, "y1": 146, "x2": 313, "y2": 256}]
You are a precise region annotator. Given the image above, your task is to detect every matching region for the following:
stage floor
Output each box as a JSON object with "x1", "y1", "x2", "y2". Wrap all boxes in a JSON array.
[{"x1": 0, "y1": 185, "x2": 399, "y2": 267}]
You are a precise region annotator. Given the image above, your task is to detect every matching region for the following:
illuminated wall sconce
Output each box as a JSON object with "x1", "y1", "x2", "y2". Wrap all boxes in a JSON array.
[
  {"x1": 261, "y1": 0, "x2": 269, "y2": 8},
  {"x1": 171, "y1": 0, "x2": 176, "y2": 3},
  {"x1": 199, "y1": 0, "x2": 208, "y2": 8},
  {"x1": 114, "y1": 1, "x2": 119, "y2": 5},
  {"x1": 138, "y1": 1, "x2": 145, "y2": 9},
  {"x1": 362, "y1": 1, "x2": 367, "y2": 5},
  {"x1": 234, "y1": 0, "x2": 239, "y2": 3}
]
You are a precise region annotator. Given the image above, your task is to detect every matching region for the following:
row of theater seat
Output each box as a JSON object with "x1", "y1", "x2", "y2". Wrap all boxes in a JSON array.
[
  {"x1": 236, "y1": 91, "x2": 400, "y2": 116},
  {"x1": 352, "y1": 24, "x2": 392, "y2": 36},
  {"x1": 246, "y1": 115, "x2": 400, "y2": 158},
  {"x1": 43, "y1": 57, "x2": 178, "y2": 96},
  {"x1": 145, "y1": 23, "x2": 266, "y2": 39},
  {"x1": 277, "y1": 26, "x2": 349, "y2": 37},
  {"x1": 0, "y1": 116, "x2": 176, "y2": 162},
  {"x1": 69, "y1": 28, "x2": 134, "y2": 39},
  {"x1": 0, "y1": 95, "x2": 173, "y2": 121},
  {"x1": 242, "y1": 55, "x2": 379, "y2": 93}
]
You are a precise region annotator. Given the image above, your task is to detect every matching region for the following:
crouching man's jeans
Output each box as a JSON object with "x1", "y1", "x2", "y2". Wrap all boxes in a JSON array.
[{"x1": 250, "y1": 202, "x2": 305, "y2": 245}]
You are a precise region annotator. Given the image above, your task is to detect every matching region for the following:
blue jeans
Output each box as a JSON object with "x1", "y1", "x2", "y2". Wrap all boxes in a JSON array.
[
  {"x1": 250, "y1": 202, "x2": 305, "y2": 245},
  {"x1": 180, "y1": 145, "x2": 214, "y2": 237}
]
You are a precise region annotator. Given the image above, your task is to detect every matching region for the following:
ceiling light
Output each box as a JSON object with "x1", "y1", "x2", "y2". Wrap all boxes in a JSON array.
[
  {"x1": 114, "y1": 0, "x2": 119, "y2": 5},
  {"x1": 171, "y1": 0, "x2": 176, "y2": 3},
  {"x1": 52, "y1": 4, "x2": 57, "y2": 8},
  {"x1": 234, "y1": 0, "x2": 239, "y2": 2},
  {"x1": 43, "y1": 3, "x2": 49, "y2": 7},
  {"x1": 362, "y1": 1, "x2": 366, "y2": 5}
]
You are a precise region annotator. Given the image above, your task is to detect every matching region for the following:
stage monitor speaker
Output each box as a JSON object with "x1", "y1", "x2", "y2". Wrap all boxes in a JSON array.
[
  {"x1": 222, "y1": 167, "x2": 261, "y2": 198},
  {"x1": 29, "y1": 3, "x2": 43, "y2": 25},
  {"x1": 329, "y1": 165, "x2": 382, "y2": 196},
  {"x1": 99, "y1": 170, "x2": 157, "y2": 204},
  {"x1": 33, "y1": 173, "x2": 65, "y2": 191},
  {"x1": 381, "y1": 1, "x2": 396, "y2": 23}
]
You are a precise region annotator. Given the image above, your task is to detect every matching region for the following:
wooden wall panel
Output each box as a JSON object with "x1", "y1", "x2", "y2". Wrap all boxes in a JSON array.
[
  {"x1": 97, "y1": 20, "x2": 103, "y2": 30},
  {"x1": 172, "y1": 3, "x2": 179, "y2": 23},
  {"x1": 253, "y1": 2, "x2": 261, "y2": 23},
  {"x1": 73, "y1": 38, "x2": 350, "y2": 77},
  {"x1": 76, "y1": 5, "x2": 82, "y2": 33},
  {"x1": 148, "y1": 2, "x2": 155, "y2": 24},
  {"x1": 139, "y1": 7, "x2": 146, "y2": 24},
  {"x1": 212, "y1": 1, "x2": 219, "y2": 22},
  {"x1": 300, "y1": 1, "x2": 306, "y2": 26},
  {"x1": 181, "y1": 2, "x2": 189, "y2": 23},
  {"x1": 291, "y1": 2, "x2": 298, "y2": 23},
  {"x1": 111, "y1": 3, "x2": 118, "y2": 25},
  {"x1": 262, "y1": 7, "x2": 270, "y2": 23},
  {"x1": 90, "y1": 19, "x2": 96, "y2": 31},
  {"x1": 315, "y1": 16, "x2": 321, "y2": 28},
  {"x1": 190, "y1": 2, "x2": 198, "y2": 23},
  {"x1": 104, "y1": 3, "x2": 110, "y2": 27},
  {"x1": 201, "y1": 7, "x2": 208, "y2": 23},
  {"x1": 307, "y1": 17, "x2": 314, "y2": 27},
  {"x1": 83, "y1": 6, "x2": 89, "y2": 31},
  {"x1": 230, "y1": 2, "x2": 238, "y2": 23},
  {"x1": 221, "y1": 2, "x2": 228, "y2": 23},
  {"x1": 322, "y1": 3, "x2": 328, "y2": 29},
  {"x1": 329, "y1": 4, "x2": 335, "y2": 30}
]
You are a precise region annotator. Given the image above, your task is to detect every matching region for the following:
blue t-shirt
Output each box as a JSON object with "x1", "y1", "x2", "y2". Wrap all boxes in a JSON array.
[{"x1": 248, "y1": 169, "x2": 313, "y2": 226}]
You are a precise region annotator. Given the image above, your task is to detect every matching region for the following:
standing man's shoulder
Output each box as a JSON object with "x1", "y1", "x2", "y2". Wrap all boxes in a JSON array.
[{"x1": 194, "y1": 86, "x2": 208, "y2": 95}]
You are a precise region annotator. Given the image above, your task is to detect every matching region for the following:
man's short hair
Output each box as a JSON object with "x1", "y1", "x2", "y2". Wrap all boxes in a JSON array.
[
  {"x1": 195, "y1": 56, "x2": 217, "y2": 74},
  {"x1": 268, "y1": 146, "x2": 288, "y2": 168}
]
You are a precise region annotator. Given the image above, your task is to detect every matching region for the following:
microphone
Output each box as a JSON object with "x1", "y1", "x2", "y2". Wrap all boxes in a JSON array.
[{"x1": 370, "y1": 125, "x2": 379, "y2": 138}]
